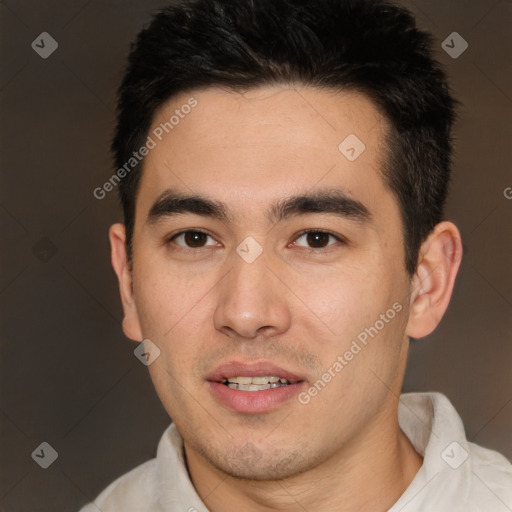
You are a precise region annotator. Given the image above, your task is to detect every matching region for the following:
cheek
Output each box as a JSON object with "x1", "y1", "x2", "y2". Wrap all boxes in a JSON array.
[
  {"x1": 133, "y1": 260, "x2": 213, "y2": 378},
  {"x1": 299, "y1": 264, "x2": 387, "y2": 338},
  {"x1": 132, "y1": 255, "x2": 213, "y2": 338},
  {"x1": 302, "y1": 261, "x2": 407, "y2": 381}
]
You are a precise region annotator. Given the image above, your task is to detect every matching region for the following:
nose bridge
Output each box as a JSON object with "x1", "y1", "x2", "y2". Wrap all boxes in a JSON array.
[{"x1": 213, "y1": 245, "x2": 291, "y2": 338}]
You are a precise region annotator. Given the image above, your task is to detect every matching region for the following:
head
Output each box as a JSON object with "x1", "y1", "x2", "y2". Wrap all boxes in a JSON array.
[{"x1": 109, "y1": 0, "x2": 462, "y2": 481}]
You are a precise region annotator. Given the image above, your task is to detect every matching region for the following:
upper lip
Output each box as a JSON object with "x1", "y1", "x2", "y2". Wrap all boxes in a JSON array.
[{"x1": 206, "y1": 361, "x2": 306, "y2": 383}]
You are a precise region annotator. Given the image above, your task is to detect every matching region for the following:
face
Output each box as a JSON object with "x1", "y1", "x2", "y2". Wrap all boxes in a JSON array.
[{"x1": 121, "y1": 86, "x2": 416, "y2": 480}]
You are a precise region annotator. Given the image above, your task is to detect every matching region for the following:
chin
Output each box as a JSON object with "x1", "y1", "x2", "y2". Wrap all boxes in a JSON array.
[{"x1": 204, "y1": 443, "x2": 317, "y2": 481}]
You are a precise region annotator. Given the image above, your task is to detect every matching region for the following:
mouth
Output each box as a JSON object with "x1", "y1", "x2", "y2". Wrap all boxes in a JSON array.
[
  {"x1": 221, "y1": 375, "x2": 297, "y2": 391},
  {"x1": 206, "y1": 361, "x2": 306, "y2": 413}
]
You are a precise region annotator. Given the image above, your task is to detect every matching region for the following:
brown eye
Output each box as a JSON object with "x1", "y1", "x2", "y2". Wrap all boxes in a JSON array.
[
  {"x1": 171, "y1": 230, "x2": 216, "y2": 248},
  {"x1": 294, "y1": 230, "x2": 341, "y2": 249}
]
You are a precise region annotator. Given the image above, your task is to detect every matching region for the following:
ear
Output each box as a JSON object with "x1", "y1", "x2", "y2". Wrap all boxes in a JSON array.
[
  {"x1": 109, "y1": 223, "x2": 143, "y2": 342},
  {"x1": 406, "y1": 221, "x2": 463, "y2": 339}
]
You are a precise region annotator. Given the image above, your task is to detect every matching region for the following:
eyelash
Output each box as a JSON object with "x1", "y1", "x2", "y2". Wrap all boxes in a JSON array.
[{"x1": 166, "y1": 229, "x2": 346, "y2": 252}]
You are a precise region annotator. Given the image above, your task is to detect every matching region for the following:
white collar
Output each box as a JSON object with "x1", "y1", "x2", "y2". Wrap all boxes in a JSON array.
[{"x1": 153, "y1": 392, "x2": 512, "y2": 511}]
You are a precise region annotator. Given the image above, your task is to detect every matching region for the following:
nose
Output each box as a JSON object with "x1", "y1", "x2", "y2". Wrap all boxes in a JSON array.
[{"x1": 213, "y1": 249, "x2": 292, "y2": 340}]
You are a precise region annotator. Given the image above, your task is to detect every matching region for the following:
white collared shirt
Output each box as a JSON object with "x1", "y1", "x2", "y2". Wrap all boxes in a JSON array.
[{"x1": 79, "y1": 392, "x2": 512, "y2": 511}]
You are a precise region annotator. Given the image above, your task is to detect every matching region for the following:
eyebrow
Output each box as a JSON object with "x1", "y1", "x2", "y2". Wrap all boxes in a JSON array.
[{"x1": 146, "y1": 188, "x2": 372, "y2": 226}]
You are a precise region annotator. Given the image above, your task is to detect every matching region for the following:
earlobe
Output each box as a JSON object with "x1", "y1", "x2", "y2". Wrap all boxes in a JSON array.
[
  {"x1": 109, "y1": 223, "x2": 143, "y2": 342},
  {"x1": 406, "y1": 221, "x2": 463, "y2": 339}
]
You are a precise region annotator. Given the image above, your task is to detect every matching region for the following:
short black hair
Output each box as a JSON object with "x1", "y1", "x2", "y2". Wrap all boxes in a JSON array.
[{"x1": 112, "y1": 0, "x2": 457, "y2": 275}]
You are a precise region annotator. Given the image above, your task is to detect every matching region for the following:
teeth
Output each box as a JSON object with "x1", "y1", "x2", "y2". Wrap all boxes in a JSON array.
[
  {"x1": 243, "y1": 384, "x2": 270, "y2": 391},
  {"x1": 227, "y1": 376, "x2": 252, "y2": 384},
  {"x1": 226, "y1": 376, "x2": 290, "y2": 385},
  {"x1": 227, "y1": 382, "x2": 289, "y2": 391},
  {"x1": 221, "y1": 376, "x2": 296, "y2": 391},
  {"x1": 251, "y1": 376, "x2": 272, "y2": 385}
]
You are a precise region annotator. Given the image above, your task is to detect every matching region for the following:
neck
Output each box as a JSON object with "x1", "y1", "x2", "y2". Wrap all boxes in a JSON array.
[{"x1": 184, "y1": 398, "x2": 423, "y2": 512}]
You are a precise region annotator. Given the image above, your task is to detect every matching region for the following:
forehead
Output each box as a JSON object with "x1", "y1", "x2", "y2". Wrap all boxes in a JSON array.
[{"x1": 137, "y1": 86, "x2": 394, "y2": 224}]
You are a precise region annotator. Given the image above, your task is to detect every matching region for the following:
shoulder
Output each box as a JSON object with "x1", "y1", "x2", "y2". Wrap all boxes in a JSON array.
[
  {"x1": 397, "y1": 392, "x2": 512, "y2": 511},
  {"x1": 466, "y1": 441, "x2": 512, "y2": 510},
  {"x1": 78, "y1": 423, "x2": 205, "y2": 512},
  {"x1": 78, "y1": 458, "x2": 159, "y2": 512}
]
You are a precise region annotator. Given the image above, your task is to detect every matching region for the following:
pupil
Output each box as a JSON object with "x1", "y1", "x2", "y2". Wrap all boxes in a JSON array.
[
  {"x1": 185, "y1": 231, "x2": 206, "y2": 248},
  {"x1": 307, "y1": 232, "x2": 329, "y2": 248}
]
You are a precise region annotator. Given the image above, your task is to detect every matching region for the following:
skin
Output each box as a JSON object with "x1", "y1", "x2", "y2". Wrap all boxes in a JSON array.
[{"x1": 110, "y1": 86, "x2": 463, "y2": 511}]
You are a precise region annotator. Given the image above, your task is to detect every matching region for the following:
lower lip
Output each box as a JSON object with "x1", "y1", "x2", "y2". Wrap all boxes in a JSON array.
[{"x1": 207, "y1": 381, "x2": 305, "y2": 414}]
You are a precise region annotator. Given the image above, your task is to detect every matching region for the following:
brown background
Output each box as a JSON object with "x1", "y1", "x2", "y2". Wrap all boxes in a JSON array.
[{"x1": 1, "y1": 1, "x2": 511, "y2": 510}]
